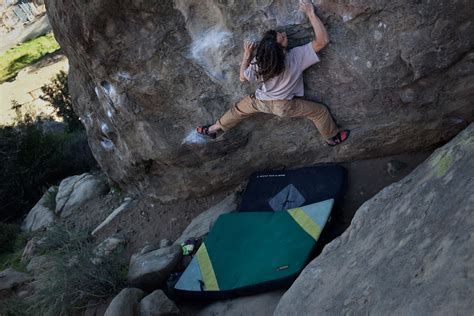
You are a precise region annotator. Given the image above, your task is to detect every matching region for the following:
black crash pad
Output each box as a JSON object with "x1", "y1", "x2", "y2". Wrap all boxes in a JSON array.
[{"x1": 238, "y1": 165, "x2": 347, "y2": 212}]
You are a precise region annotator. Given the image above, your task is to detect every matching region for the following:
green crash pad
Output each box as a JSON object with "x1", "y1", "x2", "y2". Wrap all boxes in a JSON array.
[{"x1": 174, "y1": 199, "x2": 334, "y2": 299}]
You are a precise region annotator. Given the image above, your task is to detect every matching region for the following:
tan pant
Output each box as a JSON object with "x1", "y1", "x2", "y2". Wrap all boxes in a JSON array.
[{"x1": 216, "y1": 95, "x2": 339, "y2": 140}]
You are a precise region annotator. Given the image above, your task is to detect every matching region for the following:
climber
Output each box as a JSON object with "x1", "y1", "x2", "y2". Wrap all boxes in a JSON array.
[{"x1": 197, "y1": 0, "x2": 349, "y2": 146}]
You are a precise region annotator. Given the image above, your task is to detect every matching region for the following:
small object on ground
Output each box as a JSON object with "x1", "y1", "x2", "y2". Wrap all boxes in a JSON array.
[
  {"x1": 196, "y1": 125, "x2": 217, "y2": 139},
  {"x1": 181, "y1": 238, "x2": 201, "y2": 256},
  {"x1": 182, "y1": 244, "x2": 194, "y2": 255},
  {"x1": 326, "y1": 130, "x2": 350, "y2": 146}
]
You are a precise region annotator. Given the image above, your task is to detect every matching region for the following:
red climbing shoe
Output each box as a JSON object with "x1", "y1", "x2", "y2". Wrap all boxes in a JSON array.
[
  {"x1": 196, "y1": 125, "x2": 217, "y2": 139},
  {"x1": 326, "y1": 130, "x2": 350, "y2": 147}
]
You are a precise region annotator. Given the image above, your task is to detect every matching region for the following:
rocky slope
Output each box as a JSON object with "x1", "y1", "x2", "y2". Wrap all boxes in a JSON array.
[
  {"x1": 275, "y1": 123, "x2": 474, "y2": 315},
  {"x1": 44, "y1": 0, "x2": 473, "y2": 201}
]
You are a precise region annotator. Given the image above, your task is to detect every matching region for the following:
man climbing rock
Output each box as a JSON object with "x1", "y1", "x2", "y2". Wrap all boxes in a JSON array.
[{"x1": 197, "y1": 0, "x2": 349, "y2": 146}]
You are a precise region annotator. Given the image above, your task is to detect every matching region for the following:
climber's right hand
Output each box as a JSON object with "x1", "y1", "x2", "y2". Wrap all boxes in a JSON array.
[{"x1": 243, "y1": 40, "x2": 256, "y2": 57}]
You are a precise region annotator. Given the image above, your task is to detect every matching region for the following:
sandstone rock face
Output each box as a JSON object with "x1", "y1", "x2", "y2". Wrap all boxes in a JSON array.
[
  {"x1": 44, "y1": 0, "x2": 473, "y2": 201},
  {"x1": 275, "y1": 123, "x2": 474, "y2": 315}
]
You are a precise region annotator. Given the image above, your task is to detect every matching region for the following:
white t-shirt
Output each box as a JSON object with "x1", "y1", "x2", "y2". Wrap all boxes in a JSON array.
[{"x1": 244, "y1": 42, "x2": 320, "y2": 100}]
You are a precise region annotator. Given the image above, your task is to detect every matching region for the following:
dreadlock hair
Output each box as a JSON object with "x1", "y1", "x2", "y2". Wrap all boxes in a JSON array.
[{"x1": 252, "y1": 30, "x2": 286, "y2": 82}]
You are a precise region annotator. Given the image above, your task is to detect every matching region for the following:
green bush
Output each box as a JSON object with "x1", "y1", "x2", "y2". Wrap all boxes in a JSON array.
[
  {"x1": 35, "y1": 223, "x2": 90, "y2": 254},
  {"x1": 0, "y1": 119, "x2": 97, "y2": 222},
  {"x1": 0, "y1": 223, "x2": 20, "y2": 254},
  {"x1": 40, "y1": 70, "x2": 82, "y2": 132},
  {"x1": 43, "y1": 186, "x2": 59, "y2": 211},
  {"x1": 0, "y1": 224, "x2": 28, "y2": 272},
  {"x1": 26, "y1": 225, "x2": 128, "y2": 316},
  {"x1": 0, "y1": 297, "x2": 30, "y2": 316},
  {"x1": 0, "y1": 70, "x2": 96, "y2": 222}
]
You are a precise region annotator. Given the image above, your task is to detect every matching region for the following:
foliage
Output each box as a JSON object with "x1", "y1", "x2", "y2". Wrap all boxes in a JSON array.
[
  {"x1": 35, "y1": 224, "x2": 90, "y2": 254},
  {"x1": 0, "y1": 115, "x2": 97, "y2": 223},
  {"x1": 0, "y1": 33, "x2": 60, "y2": 83},
  {"x1": 0, "y1": 223, "x2": 20, "y2": 254},
  {"x1": 0, "y1": 298, "x2": 30, "y2": 316},
  {"x1": 40, "y1": 70, "x2": 82, "y2": 132},
  {"x1": 0, "y1": 227, "x2": 29, "y2": 315},
  {"x1": 26, "y1": 225, "x2": 128, "y2": 316},
  {"x1": 0, "y1": 247, "x2": 28, "y2": 273},
  {"x1": 0, "y1": 224, "x2": 28, "y2": 272},
  {"x1": 43, "y1": 186, "x2": 59, "y2": 211},
  {"x1": 0, "y1": 225, "x2": 127, "y2": 316},
  {"x1": 110, "y1": 186, "x2": 123, "y2": 195}
]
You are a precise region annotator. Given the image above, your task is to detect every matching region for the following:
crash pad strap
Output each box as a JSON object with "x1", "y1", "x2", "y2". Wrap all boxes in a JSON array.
[
  {"x1": 196, "y1": 243, "x2": 219, "y2": 291},
  {"x1": 287, "y1": 208, "x2": 322, "y2": 240}
]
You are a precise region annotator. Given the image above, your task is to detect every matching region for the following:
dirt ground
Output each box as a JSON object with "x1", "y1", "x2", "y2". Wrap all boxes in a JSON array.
[
  {"x1": 59, "y1": 185, "x2": 234, "y2": 259},
  {"x1": 52, "y1": 150, "x2": 432, "y2": 315},
  {"x1": 59, "y1": 150, "x2": 431, "y2": 259}
]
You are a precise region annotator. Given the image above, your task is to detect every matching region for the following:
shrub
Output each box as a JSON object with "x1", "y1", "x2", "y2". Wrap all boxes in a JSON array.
[
  {"x1": 0, "y1": 117, "x2": 97, "y2": 223},
  {"x1": 35, "y1": 223, "x2": 89, "y2": 254},
  {"x1": 40, "y1": 70, "x2": 82, "y2": 132},
  {"x1": 43, "y1": 186, "x2": 59, "y2": 211},
  {"x1": 0, "y1": 297, "x2": 30, "y2": 316},
  {"x1": 0, "y1": 224, "x2": 28, "y2": 272},
  {"x1": 1, "y1": 70, "x2": 95, "y2": 222},
  {"x1": 0, "y1": 223, "x2": 20, "y2": 254},
  {"x1": 27, "y1": 225, "x2": 128, "y2": 316}
]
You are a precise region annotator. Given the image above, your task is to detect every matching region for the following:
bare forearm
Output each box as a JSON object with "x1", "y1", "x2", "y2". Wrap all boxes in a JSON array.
[
  {"x1": 239, "y1": 53, "x2": 252, "y2": 82},
  {"x1": 308, "y1": 11, "x2": 329, "y2": 49}
]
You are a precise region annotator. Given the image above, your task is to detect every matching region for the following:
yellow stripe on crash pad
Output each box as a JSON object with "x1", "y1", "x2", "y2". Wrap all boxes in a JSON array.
[
  {"x1": 195, "y1": 243, "x2": 219, "y2": 291},
  {"x1": 288, "y1": 208, "x2": 322, "y2": 241}
]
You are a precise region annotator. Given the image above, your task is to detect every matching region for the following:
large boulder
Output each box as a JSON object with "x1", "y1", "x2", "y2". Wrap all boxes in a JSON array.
[
  {"x1": 275, "y1": 123, "x2": 474, "y2": 315},
  {"x1": 55, "y1": 173, "x2": 109, "y2": 218},
  {"x1": 138, "y1": 290, "x2": 180, "y2": 316},
  {"x1": 197, "y1": 290, "x2": 285, "y2": 316},
  {"x1": 44, "y1": 0, "x2": 473, "y2": 202},
  {"x1": 127, "y1": 245, "x2": 182, "y2": 290},
  {"x1": 91, "y1": 236, "x2": 126, "y2": 265},
  {"x1": 104, "y1": 288, "x2": 145, "y2": 316},
  {"x1": 21, "y1": 187, "x2": 57, "y2": 232}
]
